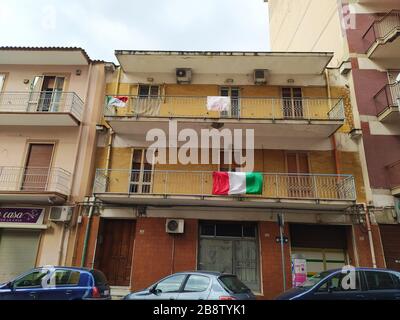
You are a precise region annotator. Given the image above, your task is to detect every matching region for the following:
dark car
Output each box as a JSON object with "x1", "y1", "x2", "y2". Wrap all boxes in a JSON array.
[
  {"x1": 276, "y1": 267, "x2": 400, "y2": 300},
  {"x1": 0, "y1": 266, "x2": 111, "y2": 300},
  {"x1": 124, "y1": 271, "x2": 256, "y2": 300}
]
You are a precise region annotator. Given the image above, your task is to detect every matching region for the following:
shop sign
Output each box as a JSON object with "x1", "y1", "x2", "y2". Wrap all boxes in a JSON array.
[{"x1": 0, "y1": 208, "x2": 44, "y2": 224}]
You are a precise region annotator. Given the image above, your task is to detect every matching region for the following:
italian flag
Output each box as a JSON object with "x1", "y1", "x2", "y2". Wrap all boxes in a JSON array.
[
  {"x1": 107, "y1": 96, "x2": 129, "y2": 108},
  {"x1": 212, "y1": 172, "x2": 263, "y2": 195}
]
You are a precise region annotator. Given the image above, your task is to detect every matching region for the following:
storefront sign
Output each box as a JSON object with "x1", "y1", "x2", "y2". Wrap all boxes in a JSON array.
[
  {"x1": 292, "y1": 258, "x2": 307, "y2": 287},
  {"x1": 0, "y1": 208, "x2": 44, "y2": 224}
]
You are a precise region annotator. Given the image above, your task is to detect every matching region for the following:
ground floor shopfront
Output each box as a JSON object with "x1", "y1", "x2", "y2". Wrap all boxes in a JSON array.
[
  {"x1": 0, "y1": 206, "x2": 72, "y2": 284},
  {"x1": 74, "y1": 207, "x2": 387, "y2": 299}
]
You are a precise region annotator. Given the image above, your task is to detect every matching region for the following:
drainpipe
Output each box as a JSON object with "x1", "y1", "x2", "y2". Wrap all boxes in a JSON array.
[
  {"x1": 80, "y1": 197, "x2": 96, "y2": 268},
  {"x1": 364, "y1": 204, "x2": 377, "y2": 268}
]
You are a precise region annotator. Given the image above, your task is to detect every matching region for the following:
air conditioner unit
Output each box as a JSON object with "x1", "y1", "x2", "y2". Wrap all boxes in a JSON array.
[
  {"x1": 166, "y1": 219, "x2": 184, "y2": 234},
  {"x1": 49, "y1": 206, "x2": 74, "y2": 222},
  {"x1": 176, "y1": 68, "x2": 192, "y2": 84},
  {"x1": 254, "y1": 69, "x2": 269, "y2": 84},
  {"x1": 340, "y1": 61, "x2": 352, "y2": 75}
]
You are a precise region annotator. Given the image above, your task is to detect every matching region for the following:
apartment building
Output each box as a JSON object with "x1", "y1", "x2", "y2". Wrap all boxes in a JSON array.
[
  {"x1": 71, "y1": 50, "x2": 384, "y2": 299},
  {"x1": 0, "y1": 47, "x2": 106, "y2": 282},
  {"x1": 267, "y1": 0, "x2": 400, "y2": 272}
]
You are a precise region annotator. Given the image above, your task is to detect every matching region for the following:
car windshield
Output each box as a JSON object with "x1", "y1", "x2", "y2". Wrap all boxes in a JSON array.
[
  {"x1": 299, "y1": 271, "x2": 333, "y2": 289},
  {"x1": 218, "y1": 276, "x2": 251, "y2": 294}
]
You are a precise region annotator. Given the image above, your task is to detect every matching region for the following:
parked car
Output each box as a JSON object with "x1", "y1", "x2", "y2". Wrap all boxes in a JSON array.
[
  {"x1": 124, "y1": 271, "x2": 256, "y2": 300},
  {"x1": 276, "y1": 267, "x2": 400, "y2": 300},
  {"x1": 0, "y1": 266, "x2": 111, "y2": 300}
]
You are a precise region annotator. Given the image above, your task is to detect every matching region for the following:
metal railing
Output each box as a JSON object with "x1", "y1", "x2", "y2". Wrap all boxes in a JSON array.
[
  {"x1": 0, "y1": 91, "x2": 84, "y2": 121},
  {"x1": 387, "y1": 160, "x2": 400, "y2": 189},
  {"x1": 374, "y1": 82, "x2": 400, "y2": 116},
  {"x1": 363, "y1": 10, "x2": 400, "y2": 51},
  {"x1": 104, "y1": 95, "x2": 345, "y2": 121},
  {"x1": 0, "y1": 167, "x2": 72, "y2": 195},
  {"x1": 94, "y1": 169, "x2": 356, "y2": 201}
]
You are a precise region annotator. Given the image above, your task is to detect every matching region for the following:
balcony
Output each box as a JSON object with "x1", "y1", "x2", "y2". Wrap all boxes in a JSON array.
[
  {"x1": 93, "y1": 170, "x2": 356, "y2": 210},
  {"x1": 374, "y1": 82, "x2": 400, "y2": 122},
  {"x1": 0, "y1": 167, "x2": 71, "y2": 204},
  {"x1": 0, "y1": 91, "x2": 84, "y2": 126},
  {"x1": 363, "y1": 10, "x2": 400, "y2": 68},
  {"x1": 104, "y1": 96, "x2": 345, "y2": 138},
  {"x1": 387, "y1": 160, "x2": 400, "y2": 196}
]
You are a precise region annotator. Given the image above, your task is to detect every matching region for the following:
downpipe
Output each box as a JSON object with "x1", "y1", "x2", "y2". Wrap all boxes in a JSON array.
[
  {"x1": 364, "y1": 204, "x2": 377, "y2": 268},
  {"x1": 80, "y1": 197, "x2": 96, "y2": 268}
]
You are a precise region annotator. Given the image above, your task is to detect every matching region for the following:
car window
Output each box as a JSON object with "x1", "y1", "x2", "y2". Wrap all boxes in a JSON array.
[
  {"x1": 14, "y1": 270, "x2": 49, "y2": 288},
  {"x1": 365, "y1": 271, "x2": 396, "y2": 290},
  {"x1": 392, "y1": 272, "x2": 400, "y2": 289},
  {"x1": 53, "y1": 270, "x2": 81, "y2": 286},
  {"x1": 183, "y1": 275, "x2": 210, "y2": 292},
  {"x1": 91, "y1": 270, "x2": 108, "y2": 286},
  {"x1": 155, "y1": 275, "x2": 186, "y2": 293},
  {"x1": 218, "y1": 276, "x2": 251, "y2": 294},
  {"x1": 317, "y1": 271, "x2": 361, "y2": 292}
]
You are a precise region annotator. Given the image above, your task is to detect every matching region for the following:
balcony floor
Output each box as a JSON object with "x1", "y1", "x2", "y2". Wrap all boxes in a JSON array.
[
  {"x1": 378, "y1": 106, "x2": 400, "y2": 123},
  {"x1": 105, "y1": 117, "x2": 344, "y2": 138},
  {"x1": 0, "y1": 112, "x2": 80, "y2": 126},
  {"x1": 0, "y1": 191, "x2": 68, "y2": 205},
  {"x1": 95, "y1": 193, "x2": 355, "y2": 211}
]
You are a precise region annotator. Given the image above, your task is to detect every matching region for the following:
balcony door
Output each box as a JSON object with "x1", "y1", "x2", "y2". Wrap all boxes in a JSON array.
[
  {"x1": 129, "y1": 148, "x2": 153, "y2": 194},
  {"x1": 28, "y1": 76, "x2": 65, "y2": 112},
  {"x1": 220, "y1": 87, "x2": 240, "y2": 117},
  {"x1": 282, "y1": 88, "x2": 303, "y2": 118},
  {"x1": 286, "y1": 152, "x2": 313, "y2": 198},
  {"x1": 135, "y1": 85, "x2": 161, "y2": 116},
  {"x1": 22, "y1": 144, "x2": 54, "y2": 191}
]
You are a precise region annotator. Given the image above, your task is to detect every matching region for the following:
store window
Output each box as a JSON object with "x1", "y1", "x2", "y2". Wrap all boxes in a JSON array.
[{"x1": 198, "y1": 221, "x2": 260, "y2": 292}]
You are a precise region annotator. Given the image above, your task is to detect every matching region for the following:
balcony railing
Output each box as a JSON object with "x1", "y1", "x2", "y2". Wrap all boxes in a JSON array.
[
  {"x1": 0, "y1": 167, "x2": 71, "y2": 195},
  {"x1": 94, "y1": 169, "x2": 356, "y2": 201},
  {"x1": 374, "y1": 82, "x2": 400, "y2": 115},
  {"x1": 104, "y1": 96, "x2": 345, "y2": 121},
  {"x1": 363, "y1": 10, "x2": 400, "y2": 51},
  {"x1": 387, "y1": 160, "x2": 400, "y2": 190},
  {"x1": 0, "y1": 91, "x2": 84, "y2": 121}
]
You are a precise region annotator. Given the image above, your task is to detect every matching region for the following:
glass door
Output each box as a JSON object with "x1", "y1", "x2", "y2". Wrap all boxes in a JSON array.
[
  {"x1": 37, "y1": 76, "x2": 65, "y2": 112},
  {"x1": 220, "y1": 87, "x2": 240, "y2": 118},
  {"x1": 282, "y1": 87, "x2": 303, "y2": 118},
  {"x1": 129, "y1": 148, "x2": 153, "y2": 194}
]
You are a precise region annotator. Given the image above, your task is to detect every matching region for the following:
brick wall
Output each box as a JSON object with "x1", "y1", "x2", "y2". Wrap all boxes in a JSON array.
[{"x1": 131, "y1": 217, "x2": 198, "y2": 291}]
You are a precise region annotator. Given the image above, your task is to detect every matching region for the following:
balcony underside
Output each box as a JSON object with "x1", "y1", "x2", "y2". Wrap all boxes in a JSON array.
[
  {"x1": 94, "y1": 193, "x2": 355, "y2": 211},
  {"x1": 367, "y1": 29, "x2": 400, "y2": 69},
  {"x1": 0, "y1": 112, "x2": 80, "y2": 126},
  {"x1": 0, "y1": 191, "x2": 68, "y2": 205},
  {"x1": 105, "y1": 117, "x2": 343, "y2": 138},
  {"x1": 391, "y1": 186, "x2": 400, "y2": 196},
  {"x1": 378, "y1": 106, "x2": 400, "y2": 123}
]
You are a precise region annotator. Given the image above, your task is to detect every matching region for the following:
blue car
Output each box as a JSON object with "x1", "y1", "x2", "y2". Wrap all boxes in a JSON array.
[
  {"x1": 0, "y1": 266, "x2": 111, "y2": 300},
  {"x1": 276, "y1": 267, "x2": 400, "y2": 300}
]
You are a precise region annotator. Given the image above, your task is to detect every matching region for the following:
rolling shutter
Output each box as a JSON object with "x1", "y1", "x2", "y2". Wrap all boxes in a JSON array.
[
  {"x1": 379, "y1": 224, "x2": 400, "y2": 271},
  {"x1": 0, "y1": 229, "x2": 41, "y2": 283}
]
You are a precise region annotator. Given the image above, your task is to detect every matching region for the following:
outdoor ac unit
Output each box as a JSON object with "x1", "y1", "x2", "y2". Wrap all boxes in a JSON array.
[
  {"x1": 254, "y1": 69, "x2": 269, "y2": 84},
  {"x1": 166, "y1": 219, "x2": 185, "y2": 234},
  {"x1": 340, "y1": 61, "x2": 352, "y2": 75},
  {"x1": 176, "y1": 68, "x2": 192, "y2": 84},
  {"x1": 49, "y1": 206, "x2": 74, "y2": 222}
]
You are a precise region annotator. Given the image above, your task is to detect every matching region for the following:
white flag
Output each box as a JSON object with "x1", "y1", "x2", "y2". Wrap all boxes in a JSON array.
[{"x1": 207, "y1": 96, "x2": 231, "y2": 112}]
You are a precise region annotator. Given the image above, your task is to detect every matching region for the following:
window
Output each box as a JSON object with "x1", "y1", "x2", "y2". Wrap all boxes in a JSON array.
[
  {"x1": 365, "y1": 271, "x2": 397, "y2": 290},
  {"x1": 282, "y1": 87, "x2": 303, "y2": 118},
  {"x1": 52, "y1": 270, "x2": 80, "y2": 286},
  {"x1": 138, "y1": 85, "x2": 160, "y2": 98},
  {"x1": 91, "y1": 270, "x2": 108, "y2": 286},
  {"x1": 218, "y1": 276, "x2": 251, "y2": 294},
  {"x1": 155, "y1": 275, "x2": 186, "y2": 293},
  {"x1": 0, "y1": 74, "x2": 5, "y2": 92},
  {"x1": 130, "y1": 148, "x2": 153, "y2": 193},
  {"x1": 220, "y1": 87, "x2": 240, "y2": 117},
  {"x1": 317, "y1": 271, "x2": 361, "y2": 292},
  {"x1": 219, "y1": 150, "x2": 245, "y2": 172},
  {"x1": 184, "y1": 275, "x2": 210, "y2": 292},
  {"x1": 14, "y1": 270, "x2": 49, "y2": 288}
]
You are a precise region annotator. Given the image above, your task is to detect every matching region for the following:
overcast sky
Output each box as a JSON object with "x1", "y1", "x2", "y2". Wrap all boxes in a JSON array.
[{"x1": 0, "y1": 0, "x2": 270, "y2": 62}]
